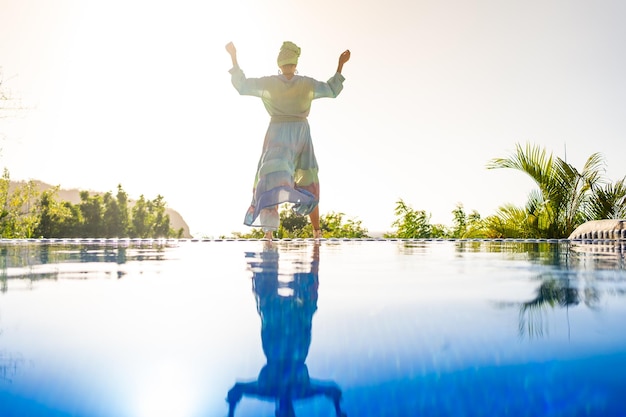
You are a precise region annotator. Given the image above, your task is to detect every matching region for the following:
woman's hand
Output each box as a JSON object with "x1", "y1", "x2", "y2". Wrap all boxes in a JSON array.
[
  {"x1": 226, "y1": 42, "x2": 239, "y2": 68},
  {"x1": 336, "y1": 49, "x2": 351, "y2": 73},
  {"x1": 339, "y1": 49, "x2": 351, "y2": 65},
  {"x1": 225, "y1": 42, "x2": 237, "y2": 57}
]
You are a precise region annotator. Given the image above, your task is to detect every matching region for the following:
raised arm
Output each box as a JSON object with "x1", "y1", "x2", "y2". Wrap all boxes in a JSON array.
[
  {"x1": 336, "y1": 49, "x2": 351, "y2": 74},
  {"x1": 226, "y1": 43, "x2": 267, "y2": 97},
  {"x1": 225, "y1": 41, "x2": 239, "y2": 68}
]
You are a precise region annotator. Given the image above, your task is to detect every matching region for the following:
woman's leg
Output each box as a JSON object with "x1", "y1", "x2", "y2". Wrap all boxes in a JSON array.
[
  {"x1": 260, "y1": 206, "x2": 279, "y2": 240},
  {"x1": 309, "y1": 205, "x2": 320, "y2": 231},
  {"x1": 301, "y1": 184, "x2": 321, "y2": 238},
  {"x1": 309, "y1": 206, "x2": 322, "y2": 239}
]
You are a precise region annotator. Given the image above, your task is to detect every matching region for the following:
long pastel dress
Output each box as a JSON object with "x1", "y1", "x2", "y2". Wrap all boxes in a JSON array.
[{"x1": 229, "y1": 66, "x2": 345, "y2": 231}]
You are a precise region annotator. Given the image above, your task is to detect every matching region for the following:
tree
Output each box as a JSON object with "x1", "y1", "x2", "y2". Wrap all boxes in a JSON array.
[
  {"x1": 586, "y1": 177, "x2": 626, "y2": 220},
  {"x1": 151, "y1": 195, "x2": 172, "y2": 238},
  {"x1": 232, "y1": 205, "x2": 369, "y2": 239},
  {"x1": 487, "y1": 143, "x2": 608, "y2": 238},
  {"x1": 450, "y1": 203, "x2": 488, "y2": 238},
  {"x1": 318, "y1": 211, "x2": 369, "y2": 238},
  {"x1": 0, "y1": 170, "x2": 41, "y2": 238},
  {"x1": 102, "y1": 192, "x2": 124, "y2": 238},
  {"x1": 116, "y1": 185, "x2": 130, "y2": 235},
  {"x1": 450, "y1": 204, "x2": 467, "y2": 238},
  {"x1": 0, "y1": 172, "x2": 178, "y2": 238},
  {"x1": 386, "y1": 199, "x2": 435, "y2": 239},
  {"x1": 0, "y1": 169, "x2": 9, "y2": 225},
  {"x1": 279, "y1": 206, "x2": 310, "y2": 238},
  {"x1": 33, "y1": 186, "x2": 73, "y2": 238},
  {"x1": 231, "y1": 228, "x2": 265, "y2": 239},
  {"x1": 483, "y1": 204, "x2": 534, "y2": 239},
  {"x1": 130, "y1": 195, "x2": 150, "y2": 238},
  {"x1": 79, "y1": 191, "x2": 104, "y2": 237},
  {"x1": 58, "y1": 201, "x2": 82, "y2": 238},
  {"x1": 128, "y1": 194, "x2": 175, "y2": 238}
]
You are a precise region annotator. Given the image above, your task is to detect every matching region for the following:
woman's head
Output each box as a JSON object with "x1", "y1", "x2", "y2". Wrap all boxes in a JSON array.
[{"x1": 277, "y1": 41, "x2": 300, "y2": 67}]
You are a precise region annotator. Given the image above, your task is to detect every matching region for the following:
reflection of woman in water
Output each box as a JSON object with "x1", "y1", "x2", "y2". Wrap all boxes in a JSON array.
[
  {"x1": 226, "y1": 41, "x2": 351, "y2": 240},
  {"x1": 227, "y1": 243, "x2": 346, "y2": 417}
]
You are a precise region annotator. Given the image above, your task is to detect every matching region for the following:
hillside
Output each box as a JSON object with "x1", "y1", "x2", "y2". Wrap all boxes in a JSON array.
[{"x1": 8, "y1": 180, "x2": 193, "y2": 238}]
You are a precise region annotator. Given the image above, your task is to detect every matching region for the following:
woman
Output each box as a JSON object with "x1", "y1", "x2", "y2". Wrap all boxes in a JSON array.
[{"x1": 226, "y1": 41, "x2": 351, "y2": 240}]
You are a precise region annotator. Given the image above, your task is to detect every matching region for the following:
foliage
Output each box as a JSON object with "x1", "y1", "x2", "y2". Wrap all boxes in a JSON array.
[
  {"x1": 130, "y1": 194, "x2": 173, "y2": 238},
  {"x1": 0, "y1": 169, "x2": 40, "y2": 238},
  {"x1": 231, "y1": 204, "x2": 369, "y2": 239},
  {"x1": 79, "y1": 191, "x2": 105, "y2": 237},
  {"x1": 230, "y1": 228, "x2": 265, "y2": 240},
  {"x1": 385, "y1": 201, "x2": 491, "y2": 239},
  {"x1": 487, "y1": 143, "x2": 625, "y2": 238},
  {"x1": 317, "y1": 211, "x2": 369, "y2": 238},
  {"x1": 482, "y1": 204, "x2": 534, "y2": 239},
  {"x1": 385, "y1": 199, "x2": 434, "y2": 238},
  {"x1": 450, "y1": 203, "x2": 488, "y2": 238},
  {"x1": 277, "y1": 205, "x2": 310, "y2": 238},
  {"x1": 384, "y1": 199, "x2": 448, "y2": 238},
  {"x1": 0, "y1": 169, "x2": 181, "y2": 238},
  {"x1": 585, "y1": 177, "x2": 626, "y2": 220},
  {"x1": 5, "y1": 139, "x2": 624, "y2": 240},
  {"x1": 33, "y1": 186, "x2": 75, "y2": 238}
]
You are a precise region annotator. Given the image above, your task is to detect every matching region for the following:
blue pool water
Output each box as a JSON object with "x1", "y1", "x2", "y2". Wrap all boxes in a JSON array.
[{"x1": 1, "y1": 239, "x2": 625, "y2": 417}]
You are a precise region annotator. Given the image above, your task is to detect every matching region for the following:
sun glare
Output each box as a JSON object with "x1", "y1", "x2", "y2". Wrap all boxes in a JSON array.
[{"x1": 134, "y1": 361, "x2": 198, "y2": 417}]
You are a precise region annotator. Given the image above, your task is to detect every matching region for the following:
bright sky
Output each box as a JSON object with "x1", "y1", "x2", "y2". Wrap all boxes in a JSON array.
[{"x1": 1, "y1": 0, "x2": 625, "y2": 237}]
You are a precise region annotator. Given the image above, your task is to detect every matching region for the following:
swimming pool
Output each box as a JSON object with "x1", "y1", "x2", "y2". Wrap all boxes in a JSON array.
[{"x1": 1, "y1": 239, "x2": 625, "y2": 417}]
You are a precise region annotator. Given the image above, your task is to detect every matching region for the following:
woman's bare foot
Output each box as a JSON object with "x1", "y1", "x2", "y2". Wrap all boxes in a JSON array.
[
  {"x1": 313, "y1": 230, "x2": 322, "y2": 240},
  {"x1": 265, "y1": 231, "x2": 273, "y2": 240}
]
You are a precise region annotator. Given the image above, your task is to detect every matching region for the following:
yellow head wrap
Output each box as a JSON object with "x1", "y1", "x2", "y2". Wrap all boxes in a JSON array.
[{"x1": 277, "y1": 41, "x2": 301, "y2": 67}]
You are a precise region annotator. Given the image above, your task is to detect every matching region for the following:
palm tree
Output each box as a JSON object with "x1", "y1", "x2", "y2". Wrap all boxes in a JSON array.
[
  {"x1": 483, "y1": 204, "x2": 535, "y2": 238},
  {"x1": 586, "y1": 177, "x2": 626, "y2": 220},
  {"x1": 487, "y1": 143, "x2": 606, "y2": 238}
]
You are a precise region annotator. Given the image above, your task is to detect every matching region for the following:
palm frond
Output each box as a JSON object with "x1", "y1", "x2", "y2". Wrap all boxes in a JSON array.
[
  {"x1": 487, "y1": 143, "x2": 618, "y2": 238},
  {"x1": 487, "y1": 143, "x2": 554, "y2": 190},
  {"x1": 585, "y1": 176, "x2": 626, "y2": 219}
]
